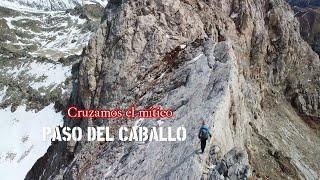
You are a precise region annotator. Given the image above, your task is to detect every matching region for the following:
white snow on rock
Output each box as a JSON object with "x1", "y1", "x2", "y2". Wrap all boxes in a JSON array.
[
  {"x1": 4, "y1": 12, "x2": 92, "y2": 59},
  {"x1": 187, "y1": 53, "x2": 204, "y2": 65},
  {"x1": 28, "y1": 62, "x2": 71, "y2": 89},
  {"x1": 230, "y1": 12, "x2": 239, "y2": 19},
  {"x1": 0, "y1": 0, "x2": 108, "y2": 11},
  {"x1": 180, "y1": 44, "x2": 186, "y2": 49},
  {"x1": 0, "y1": 87, "x2": 8, "y2": 102},
  {"x1": 0, "y1": 104, "x2": 63, "y2": 180},
  {"x1": 7, "y1": 60, "x2": 71, "y2": 90}
]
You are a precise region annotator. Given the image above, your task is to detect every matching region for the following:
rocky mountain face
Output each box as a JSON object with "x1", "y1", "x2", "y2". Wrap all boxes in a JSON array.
[
  {"x1": 0, "y1": 4, "x2": 105, "y2": 179},
  {"x1": 287, "y1": 1, "x2": 320, "y2": 55},
  {"x1": 27, "y1": 0, "x2": 320, "y2": 179}
]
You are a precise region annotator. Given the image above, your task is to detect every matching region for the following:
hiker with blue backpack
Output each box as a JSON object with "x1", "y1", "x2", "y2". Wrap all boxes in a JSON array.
[{"x1": 198, "y1": 120, "x2": 212, "y2": 153}]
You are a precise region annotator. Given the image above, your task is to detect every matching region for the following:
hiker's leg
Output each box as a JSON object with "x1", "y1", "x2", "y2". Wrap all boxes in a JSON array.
[{"x1": 201, "y1": 139, "x2": 206, "y2": 153}]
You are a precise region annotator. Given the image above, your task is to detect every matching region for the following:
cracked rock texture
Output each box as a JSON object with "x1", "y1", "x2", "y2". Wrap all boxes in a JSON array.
[{"x1": 27, "y1": 0, "x2": 320, "y2": 179}]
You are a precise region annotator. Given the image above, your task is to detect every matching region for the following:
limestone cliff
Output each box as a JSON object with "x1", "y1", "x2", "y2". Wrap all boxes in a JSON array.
[{"x1": 26, "y1": 0, "x2": 320, "y2": 179}]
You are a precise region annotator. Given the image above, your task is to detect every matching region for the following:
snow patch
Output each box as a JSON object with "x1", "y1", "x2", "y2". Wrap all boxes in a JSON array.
[
  {"x1": 230, "y1": 12, "x2": 239, "y2": 19},
  {"x1": 187, "y1": 53, "x2": 204, "y2": 65},
  {"x1": 180, "y1": 44, "x2": 187, "y2": 49},
  {"x1": 28, "y1": 62, "x2": 71, "y2": 89},
  {"x1": 159, "y1": 73, "x2": 166, "y2": 79},
  {"x1": 0, "y1": 87, "x2": 8, "y2": 101},
  {"x1": 7, "y1": 61, "x2": 71, "y2": 90},
  {"x1": 0, "y1": 104, "x2": 63, "y2": 180},
  {"x1": 4, "y1": 12, "x2": 91, "y2": 58}
]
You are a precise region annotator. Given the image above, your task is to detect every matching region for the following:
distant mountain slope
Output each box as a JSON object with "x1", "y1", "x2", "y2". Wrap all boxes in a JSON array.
[
  {"x1": 0, "y1": 0, "x2": 108, "y2": 11},
  {"x1": 286, "y1": 0, "x2": 320, "y2": 55},
  {"x1": 294, "y1": 7, "x2": 320, "y2": 55},
  {"x1": 287, "y1": 0, "x2": 320, "y2": 7},
  {"x1": 0, "y1": 4, "x2": 104, "y2": 179}
]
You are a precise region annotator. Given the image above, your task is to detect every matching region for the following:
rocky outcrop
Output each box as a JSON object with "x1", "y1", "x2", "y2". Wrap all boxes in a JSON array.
[
  {"x1": 66, "y1": 4, "x2": 104, "y2": 21},
  {"x1": 284, "y1": 2, "x2": 320, "y2": 122},
  {"x1": 207, "y1": 148, "x2": 250, "y2": 180},
  {"x1": 26, "y1": 0, "x2": 320, "y2": 179}
]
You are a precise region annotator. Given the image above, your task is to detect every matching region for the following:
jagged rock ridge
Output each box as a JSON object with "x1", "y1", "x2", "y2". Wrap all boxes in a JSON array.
[{"x1": 27, "y1": 0, "x2": 320, "y2": 179}]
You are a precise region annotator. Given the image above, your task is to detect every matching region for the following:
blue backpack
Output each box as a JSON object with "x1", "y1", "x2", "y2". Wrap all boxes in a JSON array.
[{"x1": 199, "y1": 128, "x2": 209, "y2": 140}]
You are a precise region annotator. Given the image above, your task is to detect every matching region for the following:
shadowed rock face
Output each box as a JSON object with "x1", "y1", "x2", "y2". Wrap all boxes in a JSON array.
[
  {"x1": 26, "y1": 0, "x2": 320, "y2": 179},
  {"x1": 285, "y1": 3, "x2": 320, "y2": 129},
  {"x1": 288, "y1": 5, "x2": 320, "y2": 56}
]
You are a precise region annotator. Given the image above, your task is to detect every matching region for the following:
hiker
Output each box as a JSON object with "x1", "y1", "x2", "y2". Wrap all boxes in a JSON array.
[{"x1": 198, "y1": 120, "x2": 212, "y2": 153}]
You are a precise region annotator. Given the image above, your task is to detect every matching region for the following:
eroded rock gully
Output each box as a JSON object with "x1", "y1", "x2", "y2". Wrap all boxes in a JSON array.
[{"x1": 26, "y1": 0, "x2": 320, "y2": 179}]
